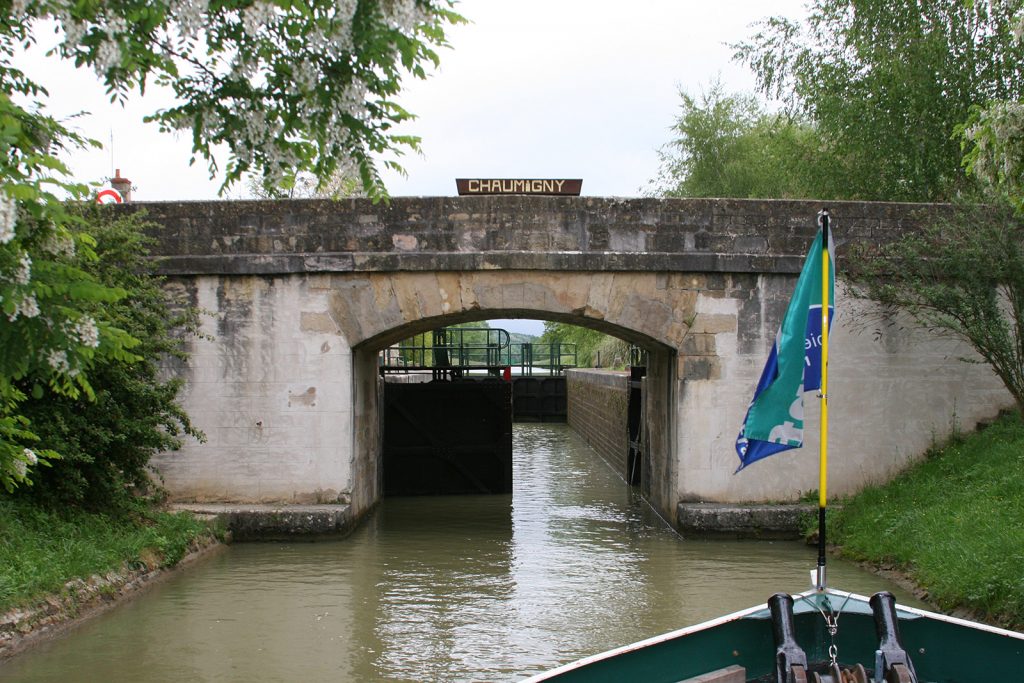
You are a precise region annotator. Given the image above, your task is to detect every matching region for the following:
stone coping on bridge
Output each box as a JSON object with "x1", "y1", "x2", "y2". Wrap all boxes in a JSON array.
[
  {"x1": 153, "y1": 250, "x2": 808, "y2": 276},
  {"x1": 172, "y1": 503, "x2": 355, "y2": 541},
  {"x1": 677, "y1": 503, "x2": 816, "y2": 540},
  {"x1": 130, "y1": 196, "x2": 948, "y2": 277}
]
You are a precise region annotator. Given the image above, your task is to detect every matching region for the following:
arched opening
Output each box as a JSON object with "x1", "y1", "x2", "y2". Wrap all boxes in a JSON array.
[{"x1": 348, "y1": 310, "x2": 676, "y2": 522}]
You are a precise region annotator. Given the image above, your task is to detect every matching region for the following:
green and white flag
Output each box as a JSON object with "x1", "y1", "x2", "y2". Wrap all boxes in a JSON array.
[{"x1": 735, "y1": 226, "x2": 834, "y2": 471}]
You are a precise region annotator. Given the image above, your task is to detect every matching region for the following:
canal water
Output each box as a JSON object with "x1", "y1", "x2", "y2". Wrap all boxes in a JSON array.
[{"x1": 1, "y1": 424, "x2": 918, "y2": 682}]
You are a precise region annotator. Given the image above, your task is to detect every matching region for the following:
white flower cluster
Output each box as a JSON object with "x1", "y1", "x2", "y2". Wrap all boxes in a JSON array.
[
  {"x1": 56, "y1": 12, "x2": 85, "y2": 44},
  {"x1": 0, "y1": 193, "x2": 16, "y2": 244},
  {"x1": 12, "y1": 459, "x2": 26, "y2": 479},
  {"x1": 74, "y1": 316, "x2": 101, "y2": 348},
  {"x1": 14, "y1": 252, "x2": 31, "y2": 285},
  {"x1": 10, "y1": 0, "x2": 28, "y2": 20},
  {"x1": 95, "y1": 40, "x2": 121, "y2": 73},
  {"x1": 169, "y1": 0, "x2": 210, "y2": 41},
  {"x1": 382, "y1": 0, "x2": 431, "y2": 33},
  {"x1": 966, "y1": 100, "x2": 1024, "y2": 192},
  {"x1": 41, "y1": 231, "x2": 76, "y2": 258},
  {"x1": 241, "y1": 1, "x2": 275, "y2": 38},
  {"x1": 23, "y1": 448, "x2": 38, "y2": 465},
  {"x1": 7, "y1": 294, "x2": 40, "y2": 321},
  {"x1": 94, "y1": 14, "x2": 128, "y2": 73},
  {"x1": 291, "y1": 59, "x2": 318, "y2": 94},
  {"x1": 51, "y1": 1, "x2": 124, "y2": 73},
  {"x1": 296, "y1": 0, "x2": 358, "y2": 61},
  {"x1": 332, "y1": 0, "x2": 359, "y2": 52},
  {"x1": 47, "y1": 348, "x2": 71, "y2": 373},
  {"x1": 339, "y1": 78, "x2": 370, "y2": 121}
]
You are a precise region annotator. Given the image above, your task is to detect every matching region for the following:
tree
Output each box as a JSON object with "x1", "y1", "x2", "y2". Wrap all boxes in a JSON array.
[
  {"x1": 648, "y1": 82, "x2": 826, "y2": 199},
  {"x1": 13, "y1": 0, "x2": 461, "y2": 198},
  {"x1": 734, "y1": 0, "x2": 1024, "y2": 201},
  {"x1": 718, "y1": 1, "x2": 1024, "y2": 415},
  {"x1": 0, "y1": 119, "x2": 139, "y2": 490},
  {"x1": 0, "y1": 1, "x2": 462, "y2": 488},
  {"x1": 15, "y1": 208, "x2": 202, "y2": 509},
  {"x1": 244, "y1": 167, "x2": 365, "y2": 200},
  {"x1": 540, "y1": 322, "x2": 630, "y2": 369},
  {"x1": 961, "y1": 100, "x2": 1024, "y2": 212},
  {"x1": 839, "y1": 4, "x2": 1024, "y2": 417}
]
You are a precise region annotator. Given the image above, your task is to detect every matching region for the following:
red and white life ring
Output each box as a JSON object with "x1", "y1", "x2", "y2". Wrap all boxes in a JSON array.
[{"x1": 95, "y1": 188, "x2": 123, "y2": 204}]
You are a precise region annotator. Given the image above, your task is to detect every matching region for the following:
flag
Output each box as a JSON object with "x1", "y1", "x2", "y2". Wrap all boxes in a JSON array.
[{"x1": 735, "y1": 226, "x2": 834, "y2": 471}]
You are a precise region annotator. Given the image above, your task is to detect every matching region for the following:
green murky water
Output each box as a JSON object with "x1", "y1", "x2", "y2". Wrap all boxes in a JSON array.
[{"x1": 0, "y1": 424, "x2": 917, "y2": 682}]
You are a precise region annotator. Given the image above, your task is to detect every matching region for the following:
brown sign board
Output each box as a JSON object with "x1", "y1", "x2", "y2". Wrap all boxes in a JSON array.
[{"x1": 456, "y1": 178, "x2": 582, "y2": 196}]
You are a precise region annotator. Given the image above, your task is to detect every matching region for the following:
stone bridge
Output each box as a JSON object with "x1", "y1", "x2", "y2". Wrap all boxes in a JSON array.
[{"x1": 131, "y1": 197, "x2": 1011, "y2": 527}]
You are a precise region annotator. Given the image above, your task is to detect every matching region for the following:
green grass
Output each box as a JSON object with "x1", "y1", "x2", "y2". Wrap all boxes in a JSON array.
[
  {"x1": 828, "y1": 411, "x2": 1024, "y2": 628},
  {"x1": 0, "y1": 498, "x2": 214, "y2": 613}
]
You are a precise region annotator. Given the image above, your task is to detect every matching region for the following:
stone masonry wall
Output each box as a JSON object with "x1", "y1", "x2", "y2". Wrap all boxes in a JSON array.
[
  {"x1": 675, "y1": 280, "x2": 1013, "y2": 504},
  {"x1": 130, "y1": 196, "x2": 1014, "y2": 517},
  {"x1": 154, "y1": 274, "x2": 353, "y2": 504},
  {"x1": 130, "y1": 197, "x2": 948, "y2": 279},
  {"x1": 567, "y1": 370, "x2": 630, "y2": 480}
]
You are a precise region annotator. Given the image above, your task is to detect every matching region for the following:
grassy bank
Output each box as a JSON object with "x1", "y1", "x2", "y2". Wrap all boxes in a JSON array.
[
  {"x1": 0, "y1": 499, "x2": 214, "y2": 613},
  {"x1": 828, "y1": 411, "x2": 1024, "y2": 628}
]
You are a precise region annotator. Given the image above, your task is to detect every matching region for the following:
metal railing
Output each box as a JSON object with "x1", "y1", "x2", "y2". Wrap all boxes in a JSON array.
[
  {"x1": 379, "y1": 327, "x2": 577, "y2": 377},
  {"x1": 515, "y1": 342, "x2": 577, "y2": 376},
  {"x1": 379, "y1": 327, "x2": 511, "y2": 373}
]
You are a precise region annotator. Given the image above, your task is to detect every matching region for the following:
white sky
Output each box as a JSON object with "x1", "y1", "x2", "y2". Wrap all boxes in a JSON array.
[{"x1": 21, "y1": 0, "x2": 808, "y2": 335}]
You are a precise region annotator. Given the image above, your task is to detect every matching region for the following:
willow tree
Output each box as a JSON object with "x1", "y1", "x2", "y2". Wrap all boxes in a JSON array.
[
  {"x1": 648, "y1": 81, "x2": 825, "y2": 199},
  {"x1": 845, "y1": 96, "x2": 1024, "y2": 416},
  {"x1": 734, "y1": 0, "x2": 1024, "y2": 201}
]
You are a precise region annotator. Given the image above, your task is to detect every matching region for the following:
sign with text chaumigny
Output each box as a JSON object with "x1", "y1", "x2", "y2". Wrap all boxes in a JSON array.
[{"x1": 456, "y1": 179, "x2": 582, "y2": 196}]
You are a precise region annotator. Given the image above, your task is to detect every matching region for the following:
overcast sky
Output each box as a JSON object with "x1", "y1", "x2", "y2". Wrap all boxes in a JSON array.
[{"x1": 23, "y1": 0, "x2": 808, "y2": 335}]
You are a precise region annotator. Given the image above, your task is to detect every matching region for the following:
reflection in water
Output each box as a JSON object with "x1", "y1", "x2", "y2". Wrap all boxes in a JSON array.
[{"x1": 1, "y1": 424, "x2": 919, "y2": 682}]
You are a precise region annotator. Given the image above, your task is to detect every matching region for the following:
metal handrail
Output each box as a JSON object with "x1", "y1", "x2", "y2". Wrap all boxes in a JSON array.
[
  {"x1": 515, "y1": 342, "x2": 577, "y2": 376},
  {"x1": 378, "y1": 328, "x2": 578, "y2": 376},
  {"x1": 379, "y1": 327, "x2": 512, "y2": 371}
]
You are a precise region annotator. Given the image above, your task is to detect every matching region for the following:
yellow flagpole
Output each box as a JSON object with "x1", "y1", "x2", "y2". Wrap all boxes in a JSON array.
[{"x1": 816, "y1": 210, "x2": 831, "y2": 591}]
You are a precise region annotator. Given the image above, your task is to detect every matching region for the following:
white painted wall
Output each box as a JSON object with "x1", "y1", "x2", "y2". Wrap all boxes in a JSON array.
[
  {"x1": 153, "y1": 275, "x2": 354, "y2": 503},
  {"x1": 676, "y1": 282, "x2": 1014, "y2": 503},
  {"x1": 154, "y1": 271, "x2": 1013, "y2": 508}
]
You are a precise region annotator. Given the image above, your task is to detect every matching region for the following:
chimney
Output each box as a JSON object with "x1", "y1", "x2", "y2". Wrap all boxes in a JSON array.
[{"x1": 111, "y1": 169, "x2": 132, "y2": 202}]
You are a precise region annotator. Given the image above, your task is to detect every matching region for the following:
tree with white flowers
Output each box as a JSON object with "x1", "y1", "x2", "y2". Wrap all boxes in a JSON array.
[{"x1": 0, "y1": 0, "x2": 462, "y2": 489}]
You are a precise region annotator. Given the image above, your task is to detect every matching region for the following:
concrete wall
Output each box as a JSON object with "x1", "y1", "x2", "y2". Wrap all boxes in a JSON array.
[
  {"x1": 674, "y1": 280, "x2": 1011, "y2": 503},
  {"x1": 135, "y1": 197, "x2": 1015, "y2": 526},
  {"x1": 156, "y1": 267, "x2": 1011, "y2": 522},
  {"x1": 566, "y1": 370, "x2": 630, "y2": 477},
  {"x1": 154, "y1": 275, "x2": 353, "y2": 504},
  {"x1": 134, "y1": 197, "x2": 951, "y2": 279}
]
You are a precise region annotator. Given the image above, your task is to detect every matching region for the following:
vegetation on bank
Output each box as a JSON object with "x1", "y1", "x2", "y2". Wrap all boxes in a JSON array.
[
  {"x1": 12, "y1": 209, "x2": 202, "y2": 510},
  {"x1": 0, "y1": 209, "x2": 216, "y2": 615},
  {"x1": 0, "y1": 0, "x2": 464, "y2": 488},
  {"x1": 540, "y1": 322, "x2": 632, "y2": 370},
  {"x1": 827, "y1": 412, "x2": 1024, "y2": 629},
  {"x1": 0, "y1": 498, "x2": 213, "y2": 613}
]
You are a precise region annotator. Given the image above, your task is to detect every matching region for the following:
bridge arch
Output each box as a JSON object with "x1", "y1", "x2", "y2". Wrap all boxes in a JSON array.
[
  {"x1": 336, "y1": 270, "x2": 690, "y2": 520},
  {"x1": 332, "y1": 270, "x2": 695, "y2": 351}
]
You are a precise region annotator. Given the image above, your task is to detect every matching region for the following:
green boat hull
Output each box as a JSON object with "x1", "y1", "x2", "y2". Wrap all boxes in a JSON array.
[{"x1": 522, "y1": 589, "x2": 1024, "y2": 682}]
